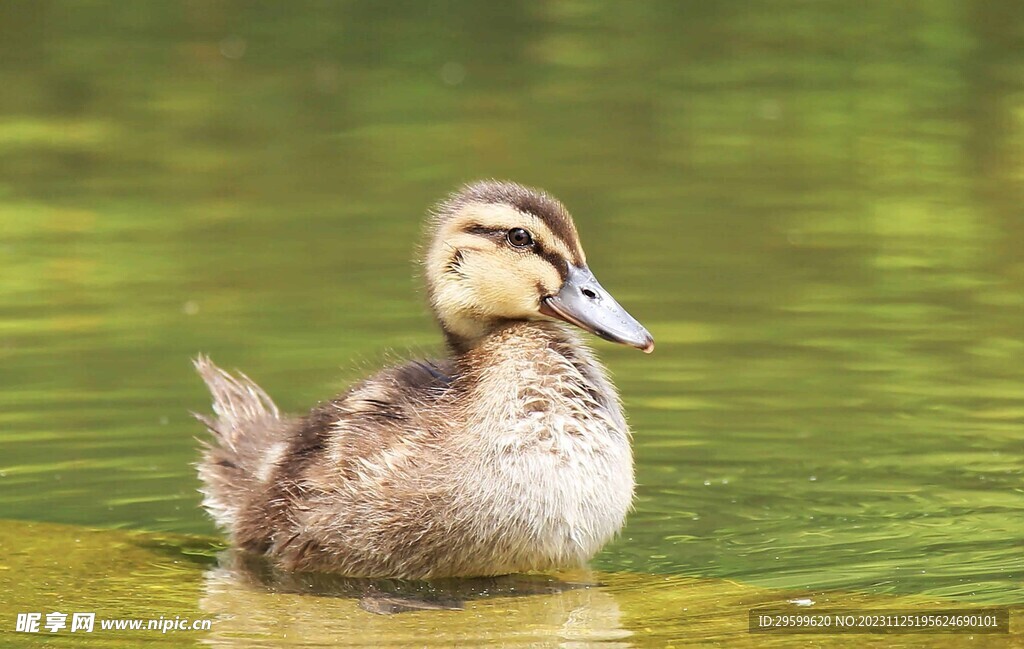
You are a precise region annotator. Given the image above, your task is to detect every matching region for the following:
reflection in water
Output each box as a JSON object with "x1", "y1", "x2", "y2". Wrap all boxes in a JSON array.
[
  {"x1": 208, "y1": 549, "x2": 602, "y2": 612},
  {"x1": 0, "y1": 519, "x2": 1017, "y2": 647},
  {"x1": 199, "y1": 551, "x2": 630, "y2": 647}
]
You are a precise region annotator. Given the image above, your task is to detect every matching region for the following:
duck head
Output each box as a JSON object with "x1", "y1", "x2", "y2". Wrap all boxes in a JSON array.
[{"x1": 424, "y1": 180, "x2": 654, "y2": 354}]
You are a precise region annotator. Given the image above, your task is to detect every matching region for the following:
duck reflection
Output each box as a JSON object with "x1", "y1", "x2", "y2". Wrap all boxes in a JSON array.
[{"x1": 199, "y1": 550, "x2": 632, "y2": 647}]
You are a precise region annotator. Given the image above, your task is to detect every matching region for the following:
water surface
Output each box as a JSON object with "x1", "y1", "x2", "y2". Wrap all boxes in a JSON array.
[{"x1": 0, "y1": 1, "x2": 1022, "y2": 645}]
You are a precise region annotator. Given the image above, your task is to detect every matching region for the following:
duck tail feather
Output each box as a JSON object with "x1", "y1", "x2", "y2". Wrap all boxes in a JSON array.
[
  {"x1": 193, "y1": 354, "x2": 285, "y2": 530},
  {"x1": 193, "y1": 354, "x2": 281, "y2": 444}
]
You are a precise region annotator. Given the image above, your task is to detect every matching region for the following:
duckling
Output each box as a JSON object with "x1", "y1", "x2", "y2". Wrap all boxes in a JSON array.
[{"x1": 194, "y1": 180, "x2": 654, "y2": 580}]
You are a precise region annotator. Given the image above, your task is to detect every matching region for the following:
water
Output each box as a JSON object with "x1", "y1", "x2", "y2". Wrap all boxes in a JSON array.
[{"x1": 1, "y1": 1, "x2": 1022, "y2": 645}]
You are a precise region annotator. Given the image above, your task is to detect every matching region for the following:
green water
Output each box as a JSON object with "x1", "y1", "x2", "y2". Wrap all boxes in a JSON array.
[{"x1": 1, "y1": 1, "x2": 1022, "y2": 645}]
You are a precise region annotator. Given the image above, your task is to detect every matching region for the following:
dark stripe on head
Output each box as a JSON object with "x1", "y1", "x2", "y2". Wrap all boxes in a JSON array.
[
  {"x1": 534, "y1": 242, "x2": 569, "y2": 281},
  {"x1": 442, "y1": 180, "x2": 585, "y2": 266},
  {"x1": 462, "y1": 221, "x2": 569, "y2": 282},
  {"x1": 445, "y1": 249, "x2": 467, "y2": 278},
  {"x1": 464, "y1": 224, "x2": 506, "y2": 240}
]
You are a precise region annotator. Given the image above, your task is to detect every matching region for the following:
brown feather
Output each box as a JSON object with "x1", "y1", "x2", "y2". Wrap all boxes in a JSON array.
[{"x1": 194, "y1": 182, "x2": 635, "y2": 579}]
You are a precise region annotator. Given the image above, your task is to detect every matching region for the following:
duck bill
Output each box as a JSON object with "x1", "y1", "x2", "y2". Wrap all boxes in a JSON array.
[{"x1": 540, "y1": 265, "x2": 654, "y2": 353}]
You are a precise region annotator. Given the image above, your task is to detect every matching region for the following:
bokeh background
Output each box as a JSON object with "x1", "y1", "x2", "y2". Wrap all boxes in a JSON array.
[{"x1": 1, "y1": 0, "x2": 1022, "y2": 640}]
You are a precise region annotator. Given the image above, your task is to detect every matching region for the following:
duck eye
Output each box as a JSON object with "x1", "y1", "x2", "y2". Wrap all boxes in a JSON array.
[{"x1": 507, "y1": 228, "x2": 533, "y2": 248}]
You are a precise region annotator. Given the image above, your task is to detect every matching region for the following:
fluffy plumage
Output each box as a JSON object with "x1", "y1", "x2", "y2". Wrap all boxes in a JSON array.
[{"x1": 195, "y1": 180, "x2": 641, "y2": 579}]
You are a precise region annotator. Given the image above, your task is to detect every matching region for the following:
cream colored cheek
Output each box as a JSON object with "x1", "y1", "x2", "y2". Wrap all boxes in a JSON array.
[
  {"x1": 459, "y1": 256, "x2": 523, "y2": 314},
  {"x1": 466, "y1": 255, "x2": 560, "y2": 317},
  {"x1": 532, "y1": 260, "x2": 562, "y2": 298},
  {"x1": 480, "y1": 282, "x2": 538, "y2": 317}
]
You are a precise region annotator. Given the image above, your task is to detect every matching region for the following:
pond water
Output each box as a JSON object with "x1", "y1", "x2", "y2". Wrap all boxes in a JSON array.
[{"x1": 0, "y1": 1, "x2": 1022, "y2": 646}]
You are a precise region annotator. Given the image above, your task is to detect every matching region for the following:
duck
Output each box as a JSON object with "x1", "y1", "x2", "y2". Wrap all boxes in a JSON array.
[{"x1": 194, "y1": 180, "x2": 654, "y2": 580}]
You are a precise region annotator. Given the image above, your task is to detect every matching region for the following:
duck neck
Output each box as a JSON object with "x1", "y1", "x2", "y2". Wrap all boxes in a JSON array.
[
  {"x1": 447, "y1": 318, "x2": 588, "y2": 367},
  {"x1": 449, "y1": 319, "x2": 626, "y2": 433},
  {"x1": 439, "y1": 316, "x2": 512, "y2": 356}
]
